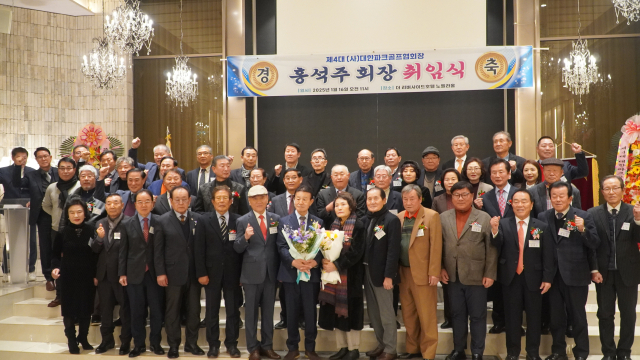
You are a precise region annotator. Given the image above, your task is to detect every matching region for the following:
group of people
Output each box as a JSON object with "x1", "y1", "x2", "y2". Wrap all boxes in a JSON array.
[{"x1": 0, "y1": 130, "x2": 638, "y2": 360}]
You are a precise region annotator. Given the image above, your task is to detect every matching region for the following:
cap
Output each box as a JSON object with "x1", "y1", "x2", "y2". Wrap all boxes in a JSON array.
[
  {"x1": 540, "y1": 158, "x2": 564, "y2": 167},
  {"x1": 247, "y1": 185, "x2": 268, "y2": 197},
  {"x1": 422, "y1": 146, "x2": 440, "y2": 158}
]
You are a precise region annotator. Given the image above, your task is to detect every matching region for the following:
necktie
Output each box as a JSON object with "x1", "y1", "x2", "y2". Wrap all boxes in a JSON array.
[
  {"x1": 456, "y1": 159, "x2": 463, "y2": 173},
  {"x1": 45, "y1": 171, "x2": 51, "y2": 183},
  {"x1": 299, "y1": 216, "x2": 306, "y2": 230},
  {"x1": 220, "y1": 215, "x2": 228, "y2": 239},
  {"x1": 556, "y1": 212, "x2": 564, "y2": 220},
  {"x1": 143, "y1": 218, "x2": 149, "y2": 271},
  {"x1": 612, "y1": 209, "x2": 618, "y2": 216},
  {"x1": 517, "y1": 220, "x2": 525, "y2": 274},
  {"x1": 180, "y1": 215, "x2": 186, "y2": 223},
  {"x1": 199, "y1": 169, "x2": 206, "y2": 188},
  {"x1": 259, "y1": 215, "x2": 267, "y2": 240},
  {"x1": 288, "y1": 194, "x2": 294, "y2": 215},
  {"x1": 498, "y1": 189, "x2": 506, "y2": 216}
]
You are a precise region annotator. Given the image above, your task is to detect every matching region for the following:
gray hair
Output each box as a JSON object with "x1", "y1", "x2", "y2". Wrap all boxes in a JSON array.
[
  {"x1": 79, "y1": 164, "x2": 98, "y2": 177},
  {"x1": 331, "y1": 164, "x2": 349, "y2": 174},
  {"x1": 196, "y1": 145, "x2": 212, "y2": 154},
  {"x1": 153, "y1": 144, "x2": 171, "y2": 155},
  {"x1": 451, "y1": 135, "x2": 469, "y2": 145},
  {"x1": 213, "y1": 154, "x2": 230, "y2": 167},
  {"x1": 493, "y1": 131, "x2": 512, "y2": 142},
  {"x1": 115, "y1": 156, "x2": 135, "y2": 168},
  {"x1": 374, "y1": 165, "x2": 392, "y2": 177},
  {"x1": 401, "y1": 184, "x2": 423, "y2": 199}
]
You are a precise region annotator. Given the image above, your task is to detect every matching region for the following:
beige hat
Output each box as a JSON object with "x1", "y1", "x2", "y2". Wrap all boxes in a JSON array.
[{"x1": 247, "y1": 185, "x2": 268, "y2": 197}]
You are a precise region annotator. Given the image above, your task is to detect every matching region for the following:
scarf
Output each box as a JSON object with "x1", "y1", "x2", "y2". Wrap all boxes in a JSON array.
[
  {"x1": 318, "y1": 213, "x2": 356, "y2": 318},
  {"x1": 241, "y1": 165, "x2": 251, "y2": 187},
  {"x1": 56, "y1": 175, "x2": 78, "y2": 209},
  {"x1": 366, "y1": 205, "x2": 388, "y2": 248},
  {"x1": 107, "y1": 213, "x2": 124, "y2": 244}
]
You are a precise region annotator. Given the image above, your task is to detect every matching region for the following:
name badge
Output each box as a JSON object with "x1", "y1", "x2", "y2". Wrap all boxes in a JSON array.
[
  {"x1": 417, "y1": 229, "x2": 424, "y2": 237},
  {"x1": 560, "y1": 176, "x2": 568, "y2": 182},
  {"x1": 393, "y1": 180, "x2": 402, "y2": 187},
  {"x1": 435, "y1": 184, "x2": 443, "y2": 192},
  {"x1": 114, "y1": 232, "x2": 121, "y2": 240},
  {"x1": 92, "y1": 207, "x2": 102, "y2": 215},
  {"x1": 367, "y1": 184, "x2": 375, "y2": 190},
  {"x1": 529, "y1": 240, "x2": 540, "y2": 248},
  {"x1": 622, "y1": 222, "x2": 631, "y2": 231},
  {"x1": 389, "y1": 209, "x2": 398, "y2": 215},
  {"x1": 375, "y1": 230, "x2": 386, "y2": 240},
  {"x1": 149, "y1": 226, "x2": 154, "y2": 234},
  {"x1": 269, "y1": 227, "x2": 278, "y2": 234},
  {"x1": 558, "y1": 228, "x2": 570, "y2": 237},
  {"x1": 229, "y1": 234, "x2": 236, "y2": 241},
  {"x1": 471, "y1": 224, "x2": 482, "y2": 232},
  {"x1": 193, "y1": 228, "x2": 196, "y2": 235}
]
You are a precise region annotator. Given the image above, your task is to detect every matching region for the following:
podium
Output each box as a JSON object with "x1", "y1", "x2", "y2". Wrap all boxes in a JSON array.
[{"x1": 1, "y1": 199, "x2": 30, "y2": 284}]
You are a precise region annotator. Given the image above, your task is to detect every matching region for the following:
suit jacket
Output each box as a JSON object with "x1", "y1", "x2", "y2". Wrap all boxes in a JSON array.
[
  {"x1": 348, "y1": 169, "x2": 374, "y2": 193},
  {"x1": 315, "y1": 185, "x2": 366, "y2": 229},
  {"x1": 266, "y1": 164, "x2": 312, "y2": 195},
  {"x1": 187, "y1": 167, "x2": 215, "y2": 196},
  {"x1": 302, "y1": 171, "x2": 332, "y2": 197},
  {"x1": 398, "y1": 207, "x2": 442, "y2": 285},
  {"x1": 195, "y1": 212, "x2": 242, "y2": 287},
  {"x1": 363, "y1": 210, "x2": 401, "y2": 286},
  {"x1": 193, "y1": 178, "x2": 249, "y2": 215},
  {"x1": 92, "y1": 216, "x2": 126, "y2": 282},
  {"x1": 22, "y1": 167, "x2": 59, "y2": 225},
  {"x1": 148, "y1": 179, "x2": 190, "y2": 196},
  {"x1": 417, "y1": 168, "x2": 445, "y2": 200},
  {"x1": 0, "y1": 164, "x2": 36, "y2": 199},
  {"x1": 475, "y1": 182, "x2": 494, "y2": 198},
  {"x1": 234, "y1": 211, "x2": 281, "y2": 284},
  {"x1": 152, "y1": 193, "x2": 197, "y2": 215},
  {"x1": 128, "y1": 148, "x2": 185, "y2": 187},
  {"x1": 537, "y1": 207, "x2": 600, "y2": 287},
  {"x1": 154, "y1": 211, "x2": 202, "y2": 287},
  {"x1": 482, "y1": 153, "x2": 525, "y2": 187},
  {"x1": 118, "y1": 214, "x2": 160, "y2": 284},
  {"x1": 276, "y1": 213, "x2": 324, "y2": 283},
  {"x1": 385, "y1": 189, "x2": 405, "y2": 214},
  {"x1": 588, "y1": 203, "x2": 640, "y2": 286},
  {"x1": 441, "y1": 157, "x2": 470, "y2": 172},
  {"x1": 491, "y1": 217, "x2": 556, "y2": 291},
  {"x1": 530, "y1": 182, "x2": 582, "y2": 217},
  {"x1": 267, "y1": 192, "x2": 290, "y2": 218},
  {"x1": 480, "y1": 185, "x2": 518, "y2": 219},
  {"x1": 115, "y1": 190, "x2": 132, "y2": 207},
  {"x1": 440, "y1": 207, "x2": 498, "y2": 285}
]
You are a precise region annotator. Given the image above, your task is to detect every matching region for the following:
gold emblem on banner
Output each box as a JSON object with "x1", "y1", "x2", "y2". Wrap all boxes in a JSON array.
[
  {"x1": 249, "y1": 61, "x2": 278, "y2": 90},
  {"x1": 475, "y1": 52, "x2": 508, "y2": 83}
]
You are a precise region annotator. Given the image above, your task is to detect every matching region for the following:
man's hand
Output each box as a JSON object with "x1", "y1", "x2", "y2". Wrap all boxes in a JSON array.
[
  {"x1": 571, "y1": 142, "x2": 583, "y2": 154},
  {"x1": 131, "y1": 137, "x2": 141, "y2": 149},
  {"x1": 509, "y1": 160, "x2": 517, "y2": 172},
  {"x1": 94, "y1": 278, "x2": 98, "y2": 286},
  {"x1": 440, "y1": 269, "x2": 449, "y2": 284},
  {"x1": 198, "y1": 276, "x2": 209, "y2": 286},
  {"x1": 634, "y1": 204, "x2": 640, "y2": 221},
  {"x1": 473, "y1": 197, "x2": 484, "y2": 209},
  {"x1": 157, "y1": 275, "x2": 168, "y2": 287},
  {"x1": 323, "y1": 261, "x2": 337, "y2": 272},
  {"x1": 540, "y1": 282, "x2": 551, "y2": 294},
  {"x1": 383, "y1": 277, "x2": 393, "y2": 290},
  {"x1": 306, "y1": 260, "x2": 317, "y2": 269},
  {"x1": 104, "y1": 178, "x2": 112, "y2": 187},
  {"x1": 592, "y1": 272, "x2": 603, "y2": 284},
  {"x1": 26, "y1": 201, "x2": 30, "y2": 208},
  {"x1": 325, "y1": 201, "x2": 334, "y2": 213},
  {"x1": 227, "y1": 155, "x2": 234, "y2": 164},
  {"x1": 482, "y1": 277, "x2": 494, "y2": 288},
  {"x1": 51, "y1": 268, "x2": 60, "y2": 279},
  {"x1": 81, "y1": 150, "x2": 91, "y2": 161},
  {"x1": 428, "y1": 275, "x2": 439, "y2": 286},
  {"x1": 99, "y1": 166, "x2": 109, "y2": 181},
  {"x1": 96, "y1": 223, "x2": 106, "y2": 238},
  {"x1": 490, "y1": 216, "x2": 500, "y2": 235},
  {"x1": 245, "y1": 224, "x2": 254, "y2": 240},
  {"x1": 274, "y1": 164, "x2": 283, "y2": 176},
  {"x1": 575, "y1": 215, "x2": 585, "y2": 232},
  {"x1": 119, "y1": 275, "x2": 128, "y2": 286}
]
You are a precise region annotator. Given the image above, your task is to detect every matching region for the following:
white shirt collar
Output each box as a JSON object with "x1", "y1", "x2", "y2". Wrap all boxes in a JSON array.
[
  {"x1": 216, "y1": 211, "x2": 230, "y2": 221},
  {"x1": 295, "y1": 210, "x2": 309, "y2": 223},
  {"x1": 253, "y1": 210, "x2": 266, "y2": 221},
  {"x1": 496, "y1": 182, "x2": 511, "y2": 193},
  {"x1": 174, "y1": 209, "x2": 188, "y2": 220},
  {"x1": 556, "y1": 206, "x2": 571, "y2": 218},
  {"x1": 607, "y1": 202, "x2": 622, "y2": 214},
  {"x1": 456, "y1": 155, "x2": 467, "y2": 162},
  {"x1": 515, "y1": 215, "x2": 530, "y2": 228}
]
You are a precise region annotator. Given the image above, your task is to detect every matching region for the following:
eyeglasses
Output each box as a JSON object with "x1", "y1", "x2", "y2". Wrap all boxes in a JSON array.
[
  {"x1": 172, "y1": 199, "x2": 190, "y2": 204},
  {"x1": 358, "y1": 157, "x2": 372, "y2": 161},
  {"x1": 311, "y1": 157, "x2": 326, "y2": 162},
  {"x1": 602, "y1": 187, "x2": 622, "y2": 193},
  {"x1": 214, "y1": 196, "x2": 230, "y2": 201},
  {"x1": 36, "y1": 155, "x2": 50, "y2": 160},
  {"x1": 59, "y1": 167, "x2": 74, "y2": 172},
  {"x1": 452, "y1": 192, "x2": 472, "y2": 199},
  {"x1": 374, "y1": 174, "x2": 389, "y2": 180},
  {"x1": 467, "y1": 167, "x2": 481, "y2": 172},
  {"x1": 196, "y1": 152, "x2": 211, "y2": 156}
]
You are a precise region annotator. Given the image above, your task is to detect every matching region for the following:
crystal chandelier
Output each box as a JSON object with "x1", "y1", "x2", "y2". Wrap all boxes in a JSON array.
[
  {"x1": 105, "y1": 0, "x2": 154, "y2": 56},
  {"x1": 562, "y1": 0, "x2": 599, "y2": 104},
  {"x1": 166, "y1": 0, "x2": 198, "y2": 109},
  {"x1": 612, "y1": 0, "x2": 640, "y2": 24},
  {"x1": 81, "y1": 0, "x2": 126, "y2": 90}
]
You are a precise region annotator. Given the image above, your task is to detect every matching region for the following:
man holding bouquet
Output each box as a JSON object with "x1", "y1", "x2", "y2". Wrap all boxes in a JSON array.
[{"x1": 276, "y1": 184, "x2": 324, "y2": 360}]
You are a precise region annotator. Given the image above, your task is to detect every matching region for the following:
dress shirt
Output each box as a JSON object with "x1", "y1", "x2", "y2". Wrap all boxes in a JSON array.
[
  {"x1": 198, "y1": 167, "x2": 211, "y2": 190},
  {"x1": 253, "y1": 210, "x2": 267, "y2": 222},
  {"x1": 137, "y1": 213, "x2": 151, "y2": 230},
  {"x1": 174, "y1": 210, "x2": 188, "y2": 221},
  {"x1": 295, "y1": 210, "x2": 309, "y2": 229},
  {"x1": 383, "y1": 187, "x2": 390, "y2": 199},
  {"x1": 555, "y1": 206, "x2": 571, "y2": 219},
  {"x1": 360, "y1": 170, "x2": 372, "y2": 190},
  {"x1": 495, "y1": 182, "x2": 511, "y2": 205},
  {"x1": 335, "y1": 186, "x2": 346, "y2": 194},
  {"x1": 217, "y1": 211, "x2": 230, "y2": 228},
  {"x1": 606, "y1": 202, "x2": 621, "y2": 214}
]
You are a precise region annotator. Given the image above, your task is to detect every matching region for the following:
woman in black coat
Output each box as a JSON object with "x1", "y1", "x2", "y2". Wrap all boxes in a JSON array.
[
  {"x1": 51, "y1": 195, "x2": 98, "y2": 354},
  {"x1": 318, "y1": 192, "x2": 365, "y2": 360},
  {"x1": 392, "y1": 160, "x2": 433, "y2": 208}
]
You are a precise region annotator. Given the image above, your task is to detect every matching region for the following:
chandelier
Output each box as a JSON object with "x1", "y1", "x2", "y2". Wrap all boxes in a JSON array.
[
  {"x1": 166, "y1": 0, "x2": 198, "y2": 109},
  {"x1": 562, "y1": 0, "x2": 598, "y2": 104},
  {"x1": 612, "y1": 0, "x2": 640, "y2": 24},
  {"x1": 81, "y1": 0, "x2": 126, "y2": 90},
  {"x1": 105, "y1": 0, "x2": 154, "y2": 56}
]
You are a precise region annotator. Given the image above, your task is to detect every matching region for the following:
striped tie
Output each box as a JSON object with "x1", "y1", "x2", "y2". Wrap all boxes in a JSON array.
[{"x1": 220, "y1": 215, "x2": 228, "y2": 240}]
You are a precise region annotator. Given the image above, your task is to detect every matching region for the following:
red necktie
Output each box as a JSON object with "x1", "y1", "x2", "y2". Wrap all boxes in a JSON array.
[
  {"x1": 259, "y1": 215, "x2": 267, "y2": 241},
  {"x1": 517, "y1": 220, "x2": 525, "y2": 274},
  {"x1": 498, "y1": 189, "x2": 506, "y2": 217},
  {"x1": 143, "y1": 218, "x2": 149, "y2": 271},
  {"x1": 288, "y1": 195, "x2": 294, "y2": 215}
]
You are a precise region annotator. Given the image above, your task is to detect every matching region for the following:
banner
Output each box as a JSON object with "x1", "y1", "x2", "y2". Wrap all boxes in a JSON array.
[{"x1": 227, "y1": 46, "x2": 533, "y2": 97}]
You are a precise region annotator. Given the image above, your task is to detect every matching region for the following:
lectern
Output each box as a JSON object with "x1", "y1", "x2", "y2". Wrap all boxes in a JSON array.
[{"x1": 1, "y1": 199, "x2": 30, "y2": 284}]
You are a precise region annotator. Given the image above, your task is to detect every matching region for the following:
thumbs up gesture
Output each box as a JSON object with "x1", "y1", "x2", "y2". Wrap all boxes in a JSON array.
[
  {"x1": 97, "y1": 223, "x2": 105, "y2": 239},
  {"x1": 634, "y1": 204, "x2": 640, "y2": 221},
  {"x1": 245, "y1": 224, "x2": 254, "y2": 240},
  {"x1": 575, "y1": 215, "x2": 585, "y2": 232}
]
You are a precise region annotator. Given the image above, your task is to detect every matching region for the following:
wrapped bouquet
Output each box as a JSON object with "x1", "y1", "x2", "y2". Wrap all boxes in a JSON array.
[
  {"x1": 281, "y1": 220, "x2": 326, "y2": 283},
  {"x1": 319, "y1": 230, "x2": 345, "y2": 289}
]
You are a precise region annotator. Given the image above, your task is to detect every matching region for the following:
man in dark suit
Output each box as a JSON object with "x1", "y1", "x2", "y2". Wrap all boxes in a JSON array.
[
  {"x1": 372, "y1": 165, "x2": 404, "y2": 214},
  {"x1": 482, "y1": 131, "x2": 525, "y2": 187},
  {"x1": 490, "y1": 189, "x2": 555, "y2": 360},
  {"x1": 536, "y1": 137, "x2": 589, "y2": 183},
  {"x1": 128, "y1": 140, "x2": 185, "y2": 187},
  {"x1": 348, "y1": 149, "x2": 375, "y2": 193},
  {"x1": 186, "y1": 145, "x2": 215, "y2": 196},
  {"x1": 316, "y1": 165, "x2": 366, "y2": 229},
  {"x1": 194, "y1": 155, "x2": 249, "y2": 215},
  {"x1": 194, "y1": 185, "x2": 243, "y2": 358},
  {"x1": 588, "y1": 175, "x2": 640, "y2": 360},
  {"x1": 530, "y1": 158, "x2": 582, "y2": 217},
  {"x1": 230, "y1": 146, "x2": 258, "y2": 188},
  {"x1": 152, "y1": 169, "x2": 196, "y2": 215},
  {"x1": 116, "y1": 168, "x2": 147, "y2": 218},
  {"x1": 267, "y1": 143, "x2": 312, "y2": 195},
  {"x1": 235, "y1": 185, "x2": 282, "y2": 360},
  {"x1": 118, "y1": 189, "x2": 165, "y2": 357},
  {"x1": 417, "y1": 147, "x2": 445, "y2": 201},
  {"x1": 538, "y1": 182, "x2": 600, "y2": 360},
  {"x1": 441, "y1": 135, "x2": 471, "y2": 173},
  {"x1": 154, "y1": 186, "x2": 205, "y2": 358},
  {"x1": 148, "y1": 157, "x2": 190, "y2": 196},
  {"x1": 384, "y1": 147, "x2": 403, "y2": 185},
  {"x1": 302, "y1": 148, "x2": 332, "y2": 197},
  {"x1": 22, "y1": 147, "x2": 58, "y2": 287},
  {"x1": 276, "y1": 185, "x2": 323, "y2": 360},
  {"x1": 91, "y1": 193, "x2": 132, "y2": 355},
  {"x1": 109, "y1": 156, "x2": 135, "y2": 193},
  {"x1": 100, "y1": 150, "x2": 119, "y2": 189}
]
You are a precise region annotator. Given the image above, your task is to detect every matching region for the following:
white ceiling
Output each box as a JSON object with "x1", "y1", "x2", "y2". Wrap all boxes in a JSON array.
[{"x1": 0, "y1": 0, "x2": 94, "y2": 16}]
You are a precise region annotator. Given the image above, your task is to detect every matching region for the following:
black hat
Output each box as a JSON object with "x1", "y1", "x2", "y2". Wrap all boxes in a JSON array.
[
  {"x1": 540, "y1": 158, "x2": 564, "y2": 167},
  {"x1": 421, "y1": 146, "x2": 440, "y2": 158}
]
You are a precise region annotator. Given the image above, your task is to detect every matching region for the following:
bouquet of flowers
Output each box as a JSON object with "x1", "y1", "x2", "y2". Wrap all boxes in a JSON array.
[
  {"x1": 281, "y1": 220, "x2": 326, "y2": 283},
  {"x1": 319, "y1": 230, "x2": 344, "y2": 289}
]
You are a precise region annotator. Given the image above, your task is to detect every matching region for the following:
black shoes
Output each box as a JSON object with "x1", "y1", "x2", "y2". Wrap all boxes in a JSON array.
[
  {"x1": 544, "y1": 354, "x2": 568, "y2": 360},
  {"x1": 119, "y1": 343, "x2": 131, "y2": 356},
  {"x1": 184, "y1": 344, "x2": 205, "y2": 355},
  {"x1": 330, "y1": 347, "x2": 348, "y2": 360},
  {"x1": 440, "y1": 320, "x2": 452, "y2": 329},
  {"x1": 445, "y1": 351, "x2": 466, "y2": 360},
  {"x1": 68, "y1": 340, "x2": 80, "y2": 354},
  {"x1": 200, "y1": 319, "x2": 206, "y2": 328},
  {"x1": 398, "y1": 353, "x2": 421, "y2": 359},
  {"x1": 95, "y1": 341, "x2": 115, "y2": 354},
  {"x1": 471, "y1": 355, "x2": 482, "y2": 360},
  {"x1": 78, "y1": 338, "x2": 93, "y2": 350},
  {"x1": 344, "y1": 350, "x2": 359, "y2": 360},
  {"x1": 227, "y1": 345, "x2": 241, "y2": 358},
  {"x1": 168, "y1": 346, "x2": 180, "y2": 359},
  {"x1": 91, "y1": 315, "x2": 101, "y2": 325},
  {"x1": 113, "y1": 318, "x2": 122, "y2": 326},
  {"x1": 274, "y1": 320, "x2": 287, "y2": 329},
  {"x1": 299, "y1": 320, "x2": 305, "y2": 330},
  {"x1": 150, "y1": 344, "x2": 165, "y2": 355},
  {"x1": 208, "y1": 346, "x2": 220, "y2": 358},
  {"x1": 488, "y1": 324, "x2": 505, "y2": 334},
  {"x1": 128, "y1": 346, "x2": 146, "y2": 357}
]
